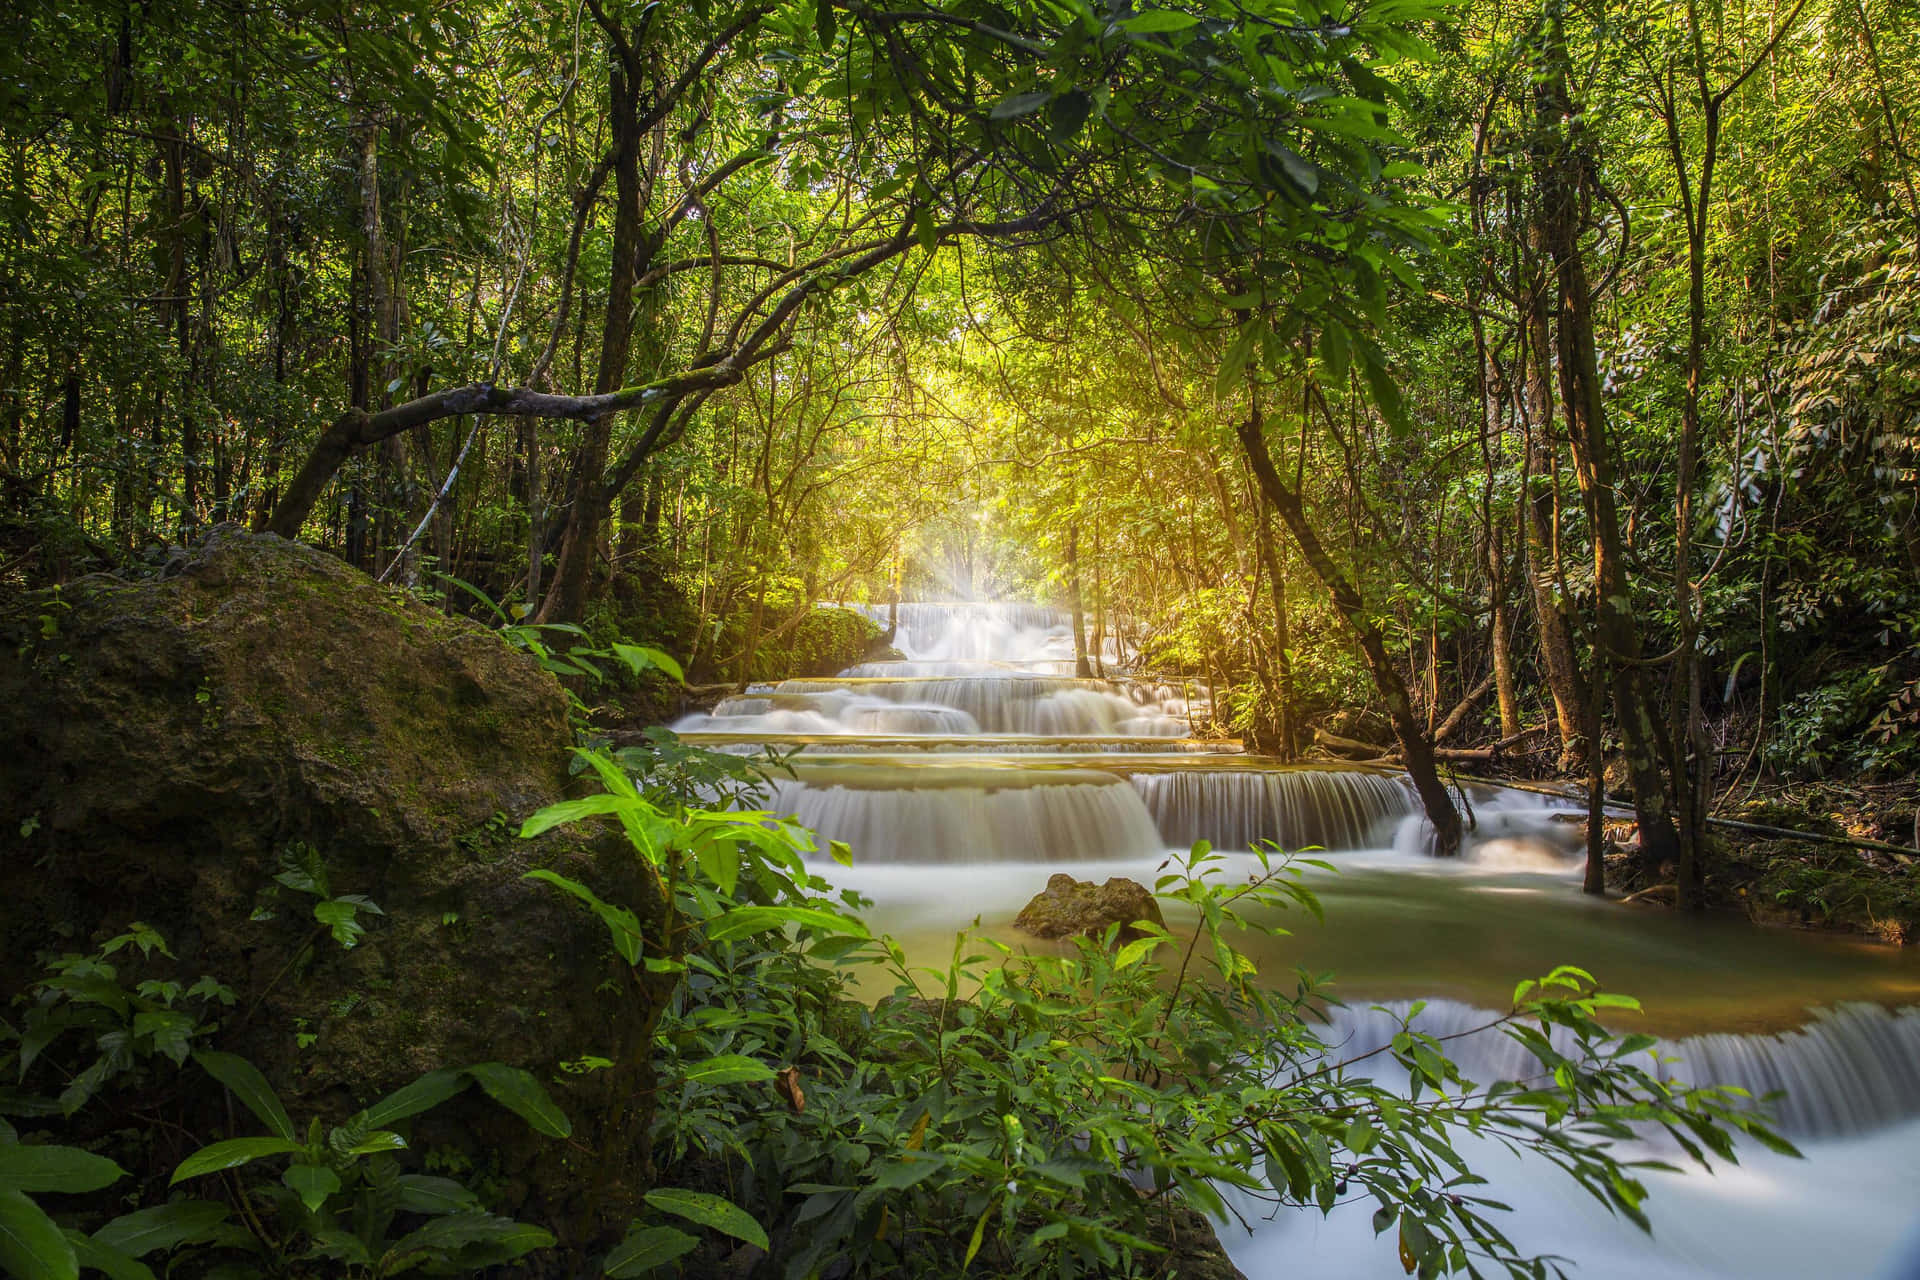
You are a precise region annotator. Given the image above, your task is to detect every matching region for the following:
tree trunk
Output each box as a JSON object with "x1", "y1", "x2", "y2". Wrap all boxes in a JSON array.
[
  {"x1": 1067, "y1": 521, "x2": 1092, "y2": 678},
  {"x1": 1236, "y1": 412, "x2": 1462, "y2": 856},
  {"x1": 1253, "y1": 500, "x2": 1296, "y2": 758},
  {"x1": 1518, "y1": 252, "x2": 1590, "y2": 769},
  {"x1": 1531, "y1": 7, "x2": 1680, "y2": 873},
  {"x1": 537, "y1": 32, "x2": 646, "y2": 625}
]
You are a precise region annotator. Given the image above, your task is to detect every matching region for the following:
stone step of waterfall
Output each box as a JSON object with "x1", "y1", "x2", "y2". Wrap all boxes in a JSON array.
[
  {"x1": 678, "y1": 674, "x2": 1196, "y2": 737},
  {"x1": 749, "y1": 759, "x2": 1427, "y2": 859},
  {"x1": 669, "y1": 732, "x2": 1243, "y2": 754}
]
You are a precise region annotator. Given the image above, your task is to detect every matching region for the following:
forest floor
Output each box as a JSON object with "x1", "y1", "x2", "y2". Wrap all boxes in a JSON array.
[{"x1": 1601, "y1": 780, "x2": 1919, "y2": 946}]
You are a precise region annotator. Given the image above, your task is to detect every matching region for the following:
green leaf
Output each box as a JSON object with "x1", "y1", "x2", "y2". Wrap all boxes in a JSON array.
[
  {"x1": 603, "y1": 1225, "x2": 698, "y2": 1276},
  {"x1": 1111, "y1": 935, "x2": 1162, "y2": 970},
  {"x1": 91, "y1": 1201, "x2": 230, "y2": 1257},
  {"x1": 1265, "y1": 143, "x2": 1319, "y2": 197},
  {"x1": 610, "y1": 644, "x2": 686, "y2": 684},
  {"x1": 192, "y1": 1052, "x2": 294, "y2": 1141},
  {"x1": 465, "y1": 1063, "x2": 571, "y2": 1138},
  {"x1": 1120, "y1": 9, "x2": 1199, "y2": 33},
  {"x1": 342, "y1": 1130, "x2": 406, "y2": 1156},
  {"x1": 281, "y1": 1164, "x2": 339, "y2": 1215},
  {"x1": 355, "y1": 1069, "x2": 469, "y2": 1129},
  {"x1": 395, "y1": 1175, "x2": 482, "y2": 1216},
  {"x1": 65, "y1": 1233, "x2": 155, "y2": 1280},
  {"x1": 0, "y1": 1189, "x2": 77, "y2": 1280},
  {"x1": 384, "y1": 1212, "x2": 553, "y2": 1265},
  {"x1": 0, "y1": 1145, "x2": 125, "y2": 1194},
  {"x1": 989, "y1": 91, "x2": 1050, "y2": 120},
  {"x1": 312, "y1": 899, "x2": 370, "y2": 950},
  {"x1": 1215, "y1": 319, "x2": 1261, "y2": 398},
  {"x1": 517, "y1": 794, "x2": 636, "y2": 840},
  {"x1": 1359, "y1": 350, "x2": 1407, "y2": 434},
  {"x1": 523, "y1": 870, "x2": 644, "y2": 964},
  {"x1": 1048, "y1": 88, "x2": 1093, "y2": 142},
  {"x1": 704, "y1": 906, "x2": 869, "y2": 943},
  {"x1": 169, "y1": 1138, "x2": 303, "y2": 1185},
  {"x1": 681, "y1": 1055, "x2": 775, "y2": 1086},
  {"x1": 642, "y1": 1189, "x2": 768, "y2": 1251}
]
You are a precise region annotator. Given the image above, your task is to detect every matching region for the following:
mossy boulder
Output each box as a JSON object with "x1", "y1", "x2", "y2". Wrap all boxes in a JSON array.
[
  {"x1": 0, "y1": 527, "x2": 639, "y2": 1237},
  {"x1": 1013, "y1": 873, "x2": 1166, "y2": 943}
]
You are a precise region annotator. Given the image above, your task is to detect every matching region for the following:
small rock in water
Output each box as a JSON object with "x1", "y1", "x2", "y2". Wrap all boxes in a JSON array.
[{"x1": 1013, "y1": 873, "x2": 1165, "y2": 943}]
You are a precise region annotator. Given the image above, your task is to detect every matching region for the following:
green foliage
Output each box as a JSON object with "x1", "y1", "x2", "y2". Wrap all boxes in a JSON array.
[
  {"x1": 526, "y1": 754, "x2": 1789, "y2": 1279},
  {"x1": 268, "y1": 845, "x2": 385, "y2": 951},
  {"x1": 153, "y1": 1057, "x2": 560, "y2": 1276},
  {"x1": 1, "y1": 927, "x2": 233, "y2": 1117}
]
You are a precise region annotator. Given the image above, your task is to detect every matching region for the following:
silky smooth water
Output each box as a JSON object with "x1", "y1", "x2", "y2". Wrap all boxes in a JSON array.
[{"x1": 689, "y1": 600, "x2": 1920, "y2": 1277}]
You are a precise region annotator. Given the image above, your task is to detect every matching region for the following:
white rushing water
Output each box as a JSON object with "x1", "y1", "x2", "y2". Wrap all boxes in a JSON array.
[
  {"x1": 1221, "y1": 1001, "x2": 1920, "y2": 1278},
  {"x1": 685, "y1": 599, "x2": 1920, "y2": 1278}
]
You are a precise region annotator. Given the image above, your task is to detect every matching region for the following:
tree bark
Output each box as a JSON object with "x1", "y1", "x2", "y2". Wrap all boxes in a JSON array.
[
  {"x1": 1236, "y1": 412, "x2": 1463, "y2": 856},
  {"x1": 1531, "y1": 6, "x2": 1681, "y2": 873},
  {"x1": 1067, "y1": 521, "x2": 1092, "y2": 678}
]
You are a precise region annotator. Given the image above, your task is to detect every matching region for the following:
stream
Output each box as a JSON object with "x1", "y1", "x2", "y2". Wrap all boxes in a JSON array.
[{"x1": 676, "y1": 602, "x2": 1920, "y2": 1278}]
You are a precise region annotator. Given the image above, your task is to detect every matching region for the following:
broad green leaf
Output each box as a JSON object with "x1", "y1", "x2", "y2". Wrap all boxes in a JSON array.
[
  {"x1": 170, "y1": 1138, "x2": 303, "y2": 1185},
  {"x1": 355, "y1": 1068, "x2": 469, "y2": 1129},
  {"x1": 603, "y1": 1225, "x2": 698, "y2": 1276},
  {"x1": 642, "y1": 1189, "x2": 768, "y2": 1251},
  {"x1": 682, "y1": 1055, "x2": 775, "y2": 1086},
  {"x1": 64, "y1": 1233, "x2": 155, "y2": 1280},
  {"x1": 465, "y1": 1063, "x2": 571, "y2": 1138},
  {"x1": 705, "y1": 906, "x2": 869, "y2": 943},
  {"x1": 395, "y1": 1175, "x2": 481, "y2": 1216},
  {"x1": 610, "y1": 644, "x2": 685, "y2": 684},
  {"x1": 312, "y1": 900, "x2": 369, "y2": 949},
  {"x1": 0, "y1": 1145, "x2": 124, "y2": 1194},
  {"x1": 343, "y1": 1130, "x2": 406, "y2": 1156},
  {"x1": 192, "y1": 1052, "x2": 294, "y2": 1141},
  {"x1": 0, "y1": 1189, "x2": 77, "y2": 1280},
  {"x1": 517, "y1": 794, "x2": 635, "y2": 839},
  {"x1": 989, "y1": 91, "x2": 1050, "y2": 120},
  {"x1": 1120, "y1": 9, "x2": 1199, "y2": 33},
  {"x1": 281, "y1": 1164, "x2": 339, "y2": 1215},
  {"x1": 92, "y1": 1201, "x2": 230, "y2": 1257},
  {"x1": 523, "y1": 870, "x2": 643, "y2": 964},
  {"x1": 384, "y1": 1212, "x2": 553, "y2": 1266}
]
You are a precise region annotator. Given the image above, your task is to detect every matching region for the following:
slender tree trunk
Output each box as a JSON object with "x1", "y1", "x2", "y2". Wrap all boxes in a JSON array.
[
  {"x1": 1254, "y1": 501, "x2": 1297, "y2": 758},
  {"x1": 1068, "y1": 521, "x2": 1092, "y2": 678},
  {"x1": 1532, "y1": 6, "x2": 1680, "y2": 873},
  {"x1": 539, "y1": 32, "x2": 647, "y2": 624},
  {"x1": 1518, "y1": 255, "x2": 1589, "y2": 768},
  {"x1": 1236, "y1": 411, "x2": 1462, "y2": 856}
]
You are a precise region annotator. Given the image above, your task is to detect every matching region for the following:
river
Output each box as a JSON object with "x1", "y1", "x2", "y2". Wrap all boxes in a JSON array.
[{"x1": 675, "y1": 601, "x2": 1920, "y2": 1278}]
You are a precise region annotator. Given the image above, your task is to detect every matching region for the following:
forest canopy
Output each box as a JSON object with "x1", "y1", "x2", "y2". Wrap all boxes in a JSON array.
[{"x1": 3, "y1": 0, "x2": 1917, "y2": 852}]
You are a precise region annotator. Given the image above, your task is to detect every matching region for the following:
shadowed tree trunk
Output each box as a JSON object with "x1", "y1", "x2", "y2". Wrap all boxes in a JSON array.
[
  {"x1": 1531, "y1": 2, "x2": 1680, "y2": 874},
  {"x1": 1236, "y1": 407, "x2": 1463, "y2": 857}
]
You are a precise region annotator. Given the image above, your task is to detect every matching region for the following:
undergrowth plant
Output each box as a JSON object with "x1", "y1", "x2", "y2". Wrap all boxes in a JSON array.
[{"x1": 523, "y1": 748, "x2": 1798, "y2": 1280}]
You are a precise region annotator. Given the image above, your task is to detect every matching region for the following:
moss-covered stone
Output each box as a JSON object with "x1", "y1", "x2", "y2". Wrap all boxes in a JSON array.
[
  {"x1": 1013, "y1": 873, "x2": 1166, "y2": 943},
  {"x1": 0, "y1": 527, "x2": 644, "y2": 1239}
]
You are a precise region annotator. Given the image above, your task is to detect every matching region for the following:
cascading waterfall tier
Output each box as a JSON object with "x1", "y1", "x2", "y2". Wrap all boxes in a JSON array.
[
  {"x1": 676, "y1": 674, "x2": 1190, "y2": 738},
  {"x1": 1297, "y1": 999, "x2": 1920, "y2": 1140},
  {"x1": 761, "y1": 766, "x2": 1165, "y2": 864},
  {"x1": 1129, "y1": 768, "x2": 1416, "y2": 853},
  {"x1": 848, "y1": 601, "x2": 1106, "y2": 665}
]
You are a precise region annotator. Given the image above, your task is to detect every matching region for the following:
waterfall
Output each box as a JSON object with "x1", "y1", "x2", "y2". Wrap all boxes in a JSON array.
[
  {"x1": 677, "y1": 674, "x2": 1189, "y2": 737},
  {"x1": 1129, "y1": 769, "x2": 1416, "y2": 852},
  {"x1": 1302, "y1": 999, "x2": 1920, "y2": 1140},
  {"x1": 762, "y1": 769, "x2": 1165, "y2": 863}
]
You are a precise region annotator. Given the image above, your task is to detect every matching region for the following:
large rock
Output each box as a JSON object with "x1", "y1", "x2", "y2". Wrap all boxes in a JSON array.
[
  {"x1": 1013, "y1": 873, "x2": 1166, "y2": 943},
  {"x1": 0, "y1": 528, "x2": 636, "y2": 1232}
]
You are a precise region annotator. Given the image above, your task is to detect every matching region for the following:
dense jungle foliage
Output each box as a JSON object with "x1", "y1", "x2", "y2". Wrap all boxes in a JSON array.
[{"x1": 2, "y1": 0, "x2": 1916, "y2": 1273}]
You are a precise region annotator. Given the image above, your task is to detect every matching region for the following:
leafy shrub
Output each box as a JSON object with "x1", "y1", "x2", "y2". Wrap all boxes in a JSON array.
[{"x1": 527, "y1": 748, "x2": 1793, "y2": 1280}]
